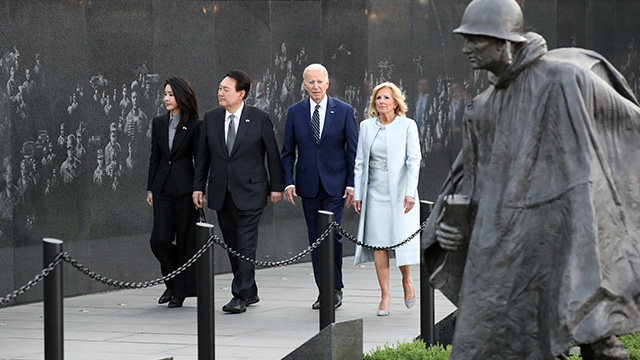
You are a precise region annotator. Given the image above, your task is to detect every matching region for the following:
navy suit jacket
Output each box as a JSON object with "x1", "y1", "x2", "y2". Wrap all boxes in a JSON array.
[
  {"x1": 281, "y1": 96, "x2": 358, "y2": 198},
  {"x1": 147, "y1": 113, "x2": 202, "y2": 196},
  {"x1": 194, "y1": 104, "x2": 284, "y2": 211}
]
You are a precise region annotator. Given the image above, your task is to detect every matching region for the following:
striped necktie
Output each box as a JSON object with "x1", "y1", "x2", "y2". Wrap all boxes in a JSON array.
[{"x1": 311, "y1": 104, "x2": 320, "y2": 144}]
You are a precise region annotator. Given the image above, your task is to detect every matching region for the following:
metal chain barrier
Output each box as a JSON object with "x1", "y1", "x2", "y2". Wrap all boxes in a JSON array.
[
  {"x1": 0, "y1": 235, "x2": 216, "y2": 306},
  {"x1": 0, "y1": 252, "x2": 66, "y2": 306},
  {"x1": 63, "y1": 235, "x2": 216, "y2": 289},
  {"x1": 212, "y1": 222, "x2": 335, "y2": 268},
  {"x1": 1, "y1": 219, "x2": 427, "y2": 305},
  {"x1": 335, "y1": 219, "x2": 427, "y2": 251},
  {"x1": 215, "y1": 219, "x2": 427, "y2": 265}
]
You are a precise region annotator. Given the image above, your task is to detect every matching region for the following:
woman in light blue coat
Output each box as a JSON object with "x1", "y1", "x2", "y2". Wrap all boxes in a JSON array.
[{"x1": 353, "y1": 82, "x2": 421, "y2": 316}]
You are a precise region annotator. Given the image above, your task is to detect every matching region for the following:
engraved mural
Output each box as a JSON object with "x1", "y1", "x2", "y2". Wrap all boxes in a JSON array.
[{"x1": 0, "y1": 0, "x2": 636, "y2": 302}]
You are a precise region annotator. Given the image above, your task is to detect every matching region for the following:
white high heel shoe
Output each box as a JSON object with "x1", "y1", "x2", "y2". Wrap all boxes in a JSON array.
[
  {"x1": 377, "y1": 308, "x2": 390, "y2": 316},
  {"x1": 377, "y1": 298, "x2": 390, "y2": 316},
  {"x1": 404, "y1": 280, "x2": 416, "y2": 309}
]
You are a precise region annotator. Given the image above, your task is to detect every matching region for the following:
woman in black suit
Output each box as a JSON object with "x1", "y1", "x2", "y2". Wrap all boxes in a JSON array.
[{"x1": 147, "y1": 76, "x2": 201, "y2": 308}]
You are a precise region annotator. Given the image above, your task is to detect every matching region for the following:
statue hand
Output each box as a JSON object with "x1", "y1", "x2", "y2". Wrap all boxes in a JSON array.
[{"x1": 436, "y1": 222, "x2": 465, "y2": 252}]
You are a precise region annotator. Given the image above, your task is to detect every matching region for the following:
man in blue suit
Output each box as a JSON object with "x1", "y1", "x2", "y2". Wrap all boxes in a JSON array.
[{"x1": 281, "y1": 63, "x2": 358, "y2": 309}]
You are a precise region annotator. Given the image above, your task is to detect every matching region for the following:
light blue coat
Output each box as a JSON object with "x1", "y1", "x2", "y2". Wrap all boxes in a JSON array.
[{"x1": 353, "y1": 116, "x2": 422, "y2": 266}]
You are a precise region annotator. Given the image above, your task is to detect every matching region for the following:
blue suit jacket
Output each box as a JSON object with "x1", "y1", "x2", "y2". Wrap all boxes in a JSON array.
[{"x1": 281, "y1": 96, "x2": 358, "y2": 198}]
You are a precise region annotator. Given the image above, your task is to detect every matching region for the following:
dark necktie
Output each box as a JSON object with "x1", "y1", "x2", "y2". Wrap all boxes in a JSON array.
[
  {"x1": 312, "y1": 104, "x2": 320, "y2": 144},
  {"x1": 227, "y1": 114, "x2": 235, "y2": 155}
]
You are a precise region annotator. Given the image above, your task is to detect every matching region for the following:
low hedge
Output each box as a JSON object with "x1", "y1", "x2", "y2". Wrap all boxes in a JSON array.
[
  {"x1": 364, "y1": 333, "x2": 640, "y2": 360},
  {"x1": 364, "y1": 340, "x2": 450, "y2": 360}
]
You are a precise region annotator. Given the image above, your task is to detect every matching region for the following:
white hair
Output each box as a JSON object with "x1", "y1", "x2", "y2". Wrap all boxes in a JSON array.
[{"x1": 303, "y1": 63, "x2": 329, "y2": 81}]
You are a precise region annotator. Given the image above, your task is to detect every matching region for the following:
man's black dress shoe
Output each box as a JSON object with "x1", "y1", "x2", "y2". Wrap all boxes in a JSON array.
[
  {"x1": 168, "y1": 296, "x2": 184, "y2": 308},
  {"x1": 158, "y1": 289, "x2": 172, "y2": 304},
  {"x1": 312, "y1": 289, "x2": 343, "y2": 310},
  {"x1": 222, "y1": 297, "x2": 246, "y2": 313},
  {"x1": 334, "y1": 289, "x2": 343, "y2": 309},
  {"x1": 246, "y1": 295, "x2": 260, "y2": 306}
]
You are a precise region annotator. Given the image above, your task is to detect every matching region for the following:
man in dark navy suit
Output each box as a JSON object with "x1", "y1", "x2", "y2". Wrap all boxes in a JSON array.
[
  {"x1": 193, "y1": 70, "x2": 284, "y2": 314},
  {"x1": 281, "y1": 63, "x2": 358, "y2": 309}
]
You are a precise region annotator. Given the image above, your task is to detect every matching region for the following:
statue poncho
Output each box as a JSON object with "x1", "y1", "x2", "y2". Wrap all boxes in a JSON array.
[{"x1": 423, "y1": 32, "x2": 640, "y2": 359}]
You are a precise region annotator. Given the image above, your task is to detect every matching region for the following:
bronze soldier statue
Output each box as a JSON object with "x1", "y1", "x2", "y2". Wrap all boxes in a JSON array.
[{"x1": 423, "y1": 0, "x2": 640, "y2": 359}]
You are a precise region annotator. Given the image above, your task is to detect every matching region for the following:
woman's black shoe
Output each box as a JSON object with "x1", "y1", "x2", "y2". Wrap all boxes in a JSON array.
[
  {"x1": 168, "y1": 296, "x2": 184, "y2": 308},
  {"x1": 158, "y1": 289, "x2": 172, "y2": 304}
]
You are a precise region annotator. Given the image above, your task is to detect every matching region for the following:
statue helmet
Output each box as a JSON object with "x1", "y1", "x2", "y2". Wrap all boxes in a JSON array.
[{"x1": 453, "y1": 0, "x2": 526, "y2": 43}]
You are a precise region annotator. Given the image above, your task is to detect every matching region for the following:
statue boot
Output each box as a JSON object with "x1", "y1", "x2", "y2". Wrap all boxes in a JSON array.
[{"x1": 580, "y1": 336, "x2": 629, "y2": 360}]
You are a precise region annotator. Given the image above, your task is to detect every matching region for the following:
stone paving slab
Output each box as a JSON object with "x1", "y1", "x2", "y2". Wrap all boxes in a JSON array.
[{"x1": 0, "y1": 257, "x2": 456, "y2": 360}]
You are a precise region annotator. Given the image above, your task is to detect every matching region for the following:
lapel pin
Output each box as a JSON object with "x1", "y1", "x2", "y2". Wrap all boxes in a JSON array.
[
  {"x1": 182, "y1": 126, "x2": 188, "y2": 130},
  {"x1": 330, "y1": 111, "x2": 335, "y2": 114},
  {"x1": 245, "y1": 119, "x2": 250, "y2": 123}
]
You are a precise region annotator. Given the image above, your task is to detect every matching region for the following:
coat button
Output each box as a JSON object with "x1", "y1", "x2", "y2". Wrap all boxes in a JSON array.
[{"x1": 169, "y1": 161, "x2": 172, "y2": 164}]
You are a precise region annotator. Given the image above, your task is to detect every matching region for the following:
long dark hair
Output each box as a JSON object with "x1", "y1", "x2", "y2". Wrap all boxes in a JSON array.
[{"x1": 165, "y1": 76, "x2": 199, "y2": 128}]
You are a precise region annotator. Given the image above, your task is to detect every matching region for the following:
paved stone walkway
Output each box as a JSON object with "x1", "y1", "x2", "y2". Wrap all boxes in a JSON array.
[{"x1": 0, "y1": 257, "x2": 455, "y2": 360}]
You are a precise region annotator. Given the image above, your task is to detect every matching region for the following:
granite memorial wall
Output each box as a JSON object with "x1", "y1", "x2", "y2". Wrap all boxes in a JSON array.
[{"x1": 0, "y1": 0, "x2": 638, "y2": 304}]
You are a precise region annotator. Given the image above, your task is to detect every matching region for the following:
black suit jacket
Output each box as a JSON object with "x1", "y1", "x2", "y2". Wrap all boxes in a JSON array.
[
  {"x1": 194, "y1": 104, "x2": 284, "y2": 211},
  {"x1": 147, "y1": 113, "x2": 202, "y2": 196}
]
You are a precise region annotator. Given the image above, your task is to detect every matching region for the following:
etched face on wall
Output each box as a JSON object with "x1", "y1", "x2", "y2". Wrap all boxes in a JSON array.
[
  {"x1": 19, "y1": 160, "x2": 27, "y2": 178},
  {"x1": 4, "y1": 163, "x2": 12, "y2": 184},
  {"x1": 131, "y1": 91, "x2": 138, "y2": 108}
]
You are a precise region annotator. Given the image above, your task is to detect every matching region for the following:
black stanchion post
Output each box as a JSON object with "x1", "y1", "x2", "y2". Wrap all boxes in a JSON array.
[
  {"x1": 196, "y1": 222, "x2": 215, "y2": 360},
  {"x1": 43, "y1": 238, "x2": 63, "y2": 360},
  {"x1": 317, "y1": 210, "x2": 335, "y2": 331},
  {"x1": 420, "y1": 200, "x2": 435, "y2": 346}
]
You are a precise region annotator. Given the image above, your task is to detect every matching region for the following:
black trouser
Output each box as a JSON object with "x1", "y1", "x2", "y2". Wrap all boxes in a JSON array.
[
  {"x1": 150, "y1": 176, "x2": 198, "y2": 299},
  {"x1": 216, "y1": 189, "x2": 263, "y2": 301}
]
